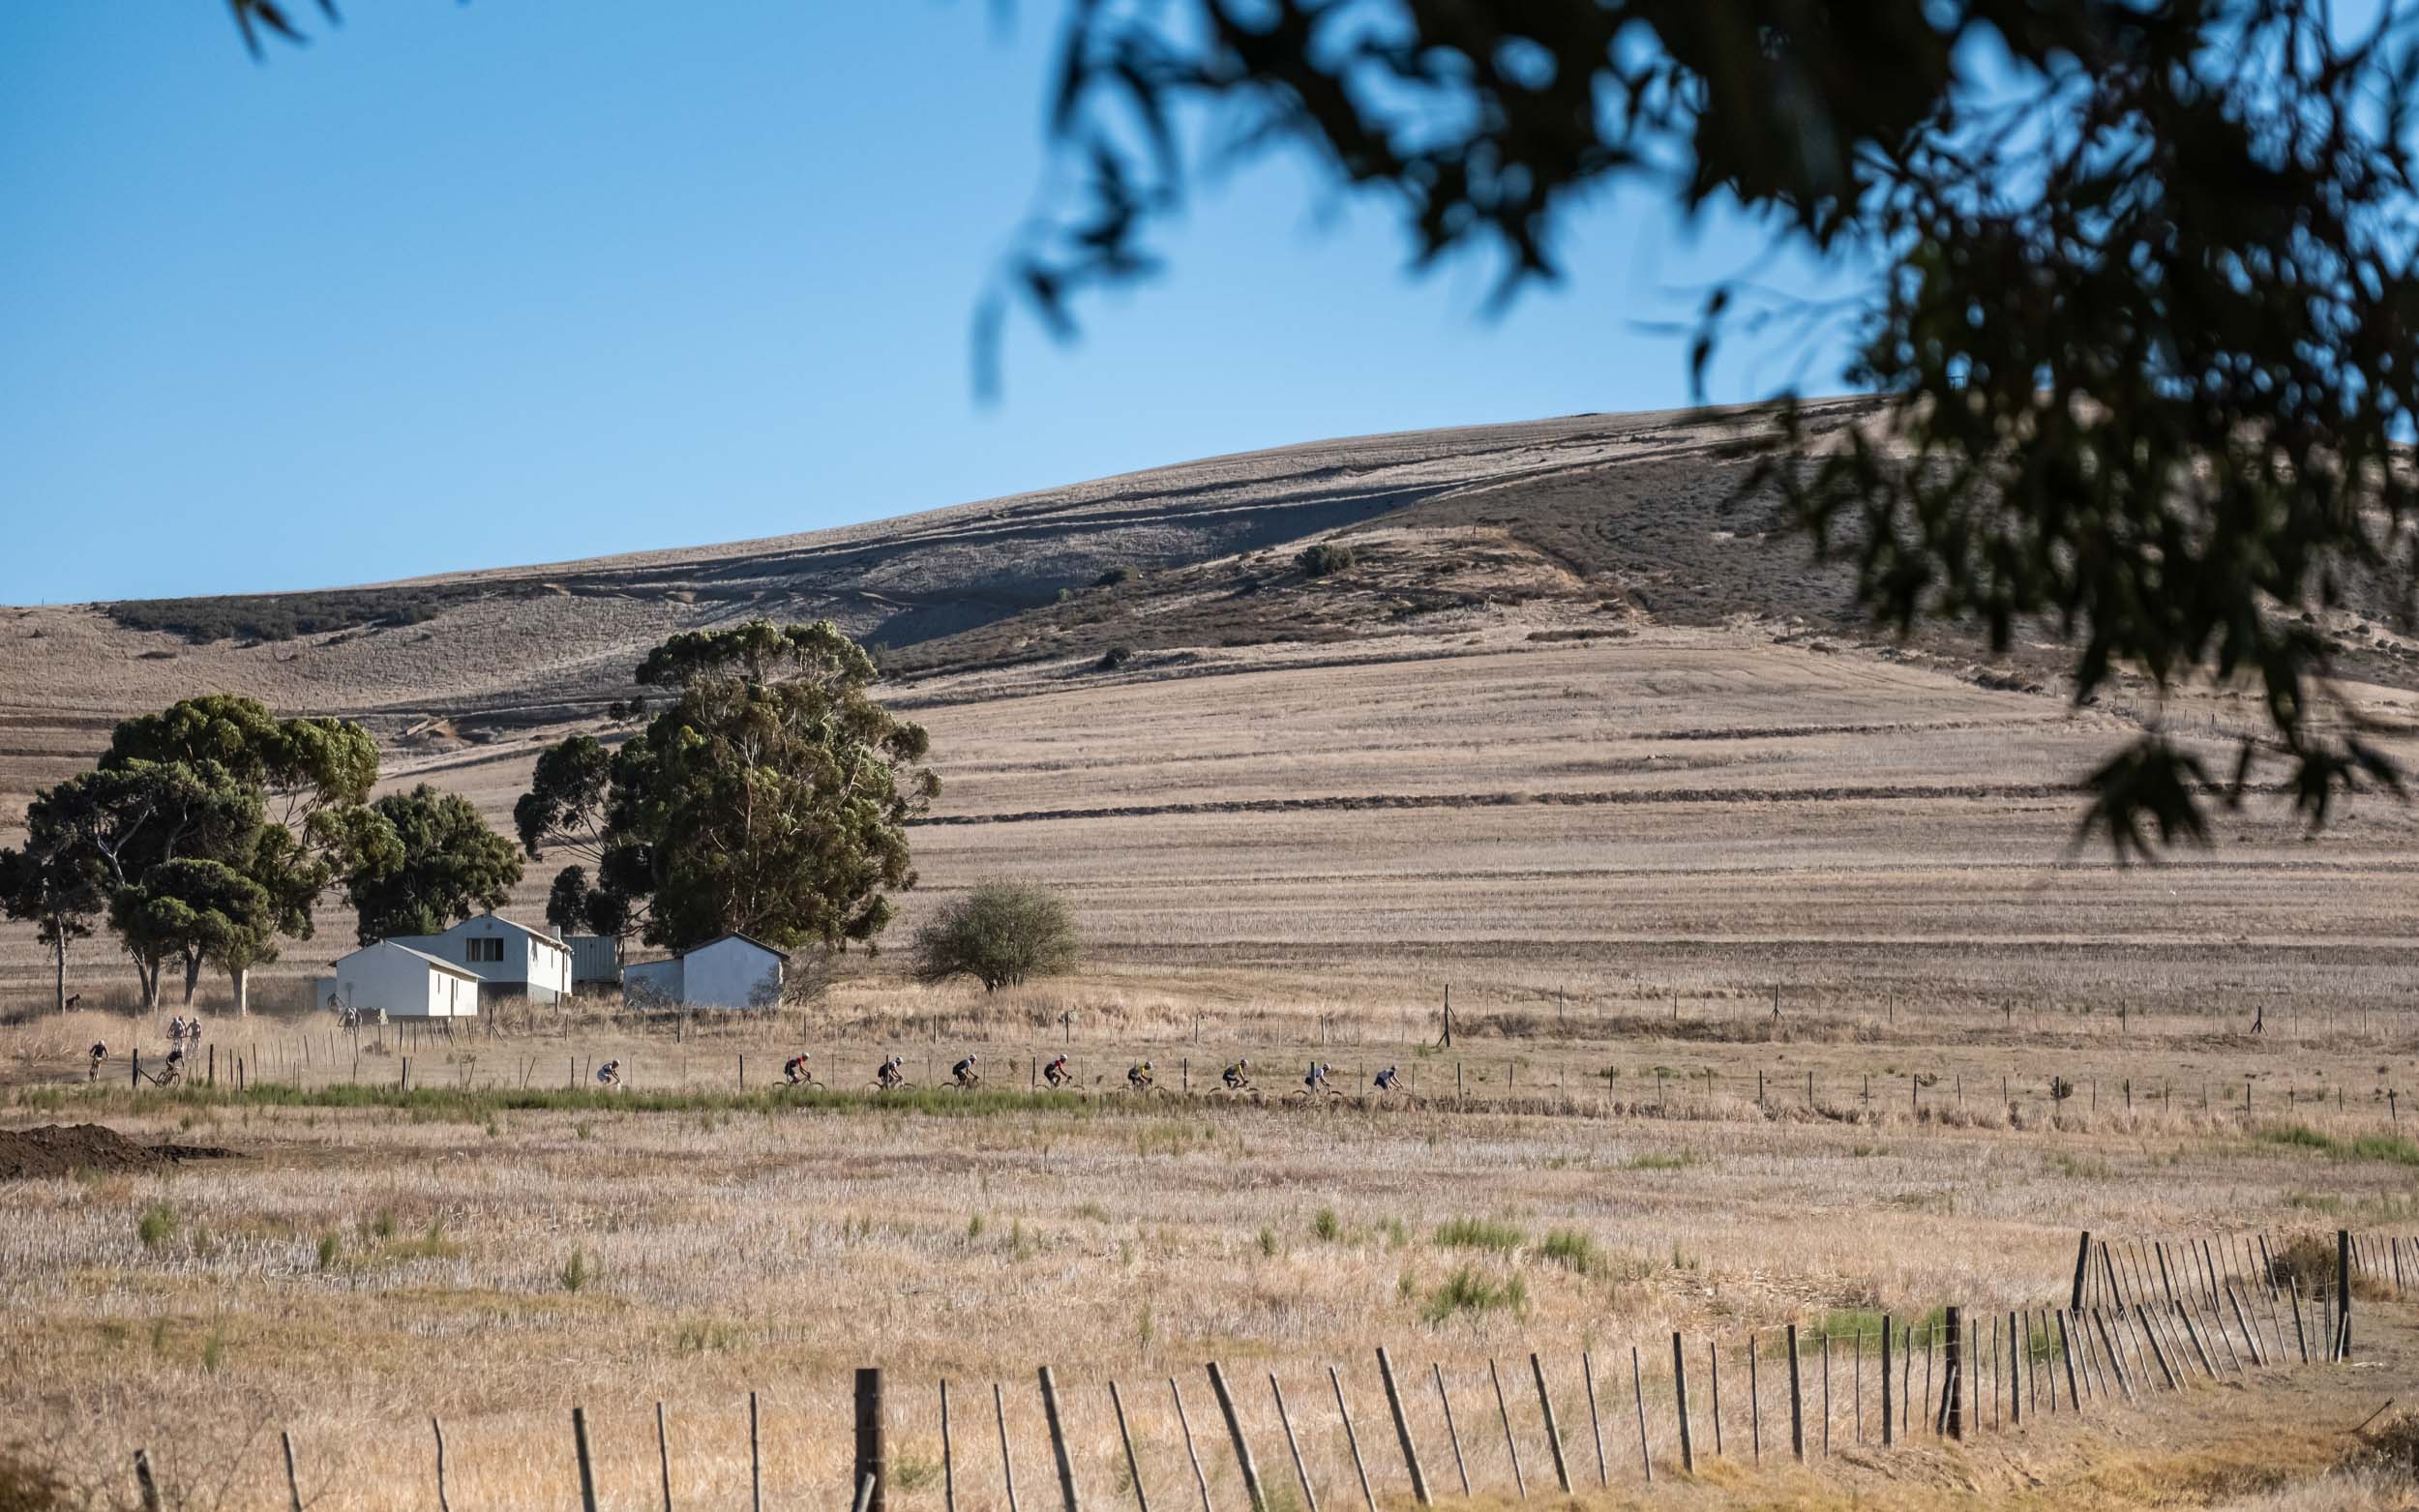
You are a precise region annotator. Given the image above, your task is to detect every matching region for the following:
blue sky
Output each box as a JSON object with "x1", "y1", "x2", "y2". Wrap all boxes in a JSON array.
[{"x1": 0, "y1": 5, "x2": 1856, "y2": 606}]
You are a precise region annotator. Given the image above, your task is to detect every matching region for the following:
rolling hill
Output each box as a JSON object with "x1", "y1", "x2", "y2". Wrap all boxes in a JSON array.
[{"x1": 4, "y1": 400, "x2": 2416, "y2": 1016}]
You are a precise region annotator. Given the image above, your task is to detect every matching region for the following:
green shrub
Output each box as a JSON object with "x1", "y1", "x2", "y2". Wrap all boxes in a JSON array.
[
  {"x1": 1434, "y1": 1216, "x2": 1524, "y2": 1252},
  {"x1": 315, "y1": 1233, "x2": 341, "y2": 1271},
  {"x1": 1297, "y1": 543, "x2": 1356, "y2": 578},
  {"x1": 560, "y1": 1249, "x2": 590, "y2": 1292},
  {"x1": 1098, "y1": 645, "x2": 1134, "y2": 670},
  {"x1": 1538, "y1": 1229, "x2": 1598, "y2": 1274},
  {"x1": 912, "y1": 880, "x2": 1081, "y2": 992},
  {"x1": 1312, "y1": 1207, "x2": 1341, "y2": 1242},
  {"x1": 1421, "y1": 1266, "x2": 1528, "y2": 1323},
  {"x1": 136, "y1": 1203, "x2": 177, "y2": 1248}
]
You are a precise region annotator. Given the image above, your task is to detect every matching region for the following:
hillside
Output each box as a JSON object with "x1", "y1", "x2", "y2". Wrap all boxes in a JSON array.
[{"x1": 4, "y1": 401, "x2": 2417, "y2": 1014}]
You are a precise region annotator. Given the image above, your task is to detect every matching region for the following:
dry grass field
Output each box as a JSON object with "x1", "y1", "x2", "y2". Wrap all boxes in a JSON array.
[{"x1": 5, "y1": 408, "x2": 2419, "y2": 1509}]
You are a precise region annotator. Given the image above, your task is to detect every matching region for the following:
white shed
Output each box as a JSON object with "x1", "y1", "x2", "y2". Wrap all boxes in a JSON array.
[
  {"x1": 324, "y1": 940, "x2": 481, "y2": 1020},
  {"x1": 619, "y1": 934, "x2": 785, "y2": 1009},
  {"x1": 388, "y1": 913, "x2": 574, "y2": 1004}
]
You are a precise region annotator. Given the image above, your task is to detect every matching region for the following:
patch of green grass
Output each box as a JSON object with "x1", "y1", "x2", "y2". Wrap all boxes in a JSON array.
[
  {"x1": 136, "y1": 1203, "x2": 177, "y2": 1249},
  {"x1": 1626, "y1": 1149, "x2": 1702, "y2": 1171},
  {"x1": 1258, "y1": 1227, "x2": 1281, "y2": 1259},
  {"x1": 673, "y1": 1319, "x2": 746, "y2": 1354},
  {"x1": 2260, "y1": 1124, "x2": 2419, "y2": 1166},
  {"x1": 2046, "y1": 1151, "x2": 2114, "y2": 1180},
  {"x1": 1538, "y1": 1229, "x2": 1598, "y2": 1275},
  {"x1": 315, "y1": 1233, "x2": 341, "y2": 1270},
  {"x1": 1312, "y1": 1207, "x2": 1341, "y2": 1242},
  {"x1": 1434, "y1": 1217, "x2": 1524, "y2": 1253},
  {"x1": 200, "y1": 1329, "x2": 225, "y2": 1374},
  {"x1": 1074, "y1": 1201, "x2": 1110, "y2": 1223},
  {"x1": 367, "y1": 1209, "x2": 398, "y2": 1241},
  {"x1": 890, "y1": 1452, "x2": 943, "y2": 1493},
  {"x1": 559, "y1": 1249, "x2": 590, "y2": 1292},
  {"x1": 1420, "y1": 1266, "x2": 1528, "y2": 1323}
]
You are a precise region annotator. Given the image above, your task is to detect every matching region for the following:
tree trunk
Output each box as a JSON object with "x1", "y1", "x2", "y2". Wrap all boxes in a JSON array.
[
  {"x1": 135, "y1": 955, "x2": 162, "y2": 1010},
  {"x1": 230, "y1": 966, "x2": 251, "y2": 1017},
  {"x1": 181, "y1": 950, "x2": 202, "y2": 1004},
  {"x1": 53, "y1": 936, "x2": 66, "y2": 1014}
]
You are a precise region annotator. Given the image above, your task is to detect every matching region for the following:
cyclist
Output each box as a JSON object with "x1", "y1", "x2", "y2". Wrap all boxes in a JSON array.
[
  {"x1": 1221, "y1": 1058, "x2": 1252, "y2": 1092},
  {"x1": 1373, "y1": 1066, "x2": 1402, "y2": 1094},
  {"x1": 952, "y1": 1053, "x2": 981, "y2": 1089},
  {"x1": 784, "y1": 1052, "x2": 813, "y2": 1085},
  {"x1": 1042, "y1": 1054, "x2": 1071, "y2": 1088},
  {"x1": 1303, "y1": 1061, "x2": 1332, "y2": 1094},
  {"x1": 87, "y1": 1042, "x2": 106, "y2": 1082},
  {"x1": 876, "y1": 1054, "x2": 907, "y2": 1090},
  {"x1": 595, "y1": 1059, "x2": 621, "y2": 1087},
  {"x1": 1126, "y1": 1060, "x2": 1154, "y2": 1092}
]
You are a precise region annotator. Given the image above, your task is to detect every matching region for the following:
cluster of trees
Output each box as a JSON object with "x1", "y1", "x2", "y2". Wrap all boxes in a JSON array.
[
  {"x1": 1, "y1": 621, "x2": 1085, "y2": 1012},
  {"x1": 0, "y1": 696, "x2": 524, "y2": 1013}
]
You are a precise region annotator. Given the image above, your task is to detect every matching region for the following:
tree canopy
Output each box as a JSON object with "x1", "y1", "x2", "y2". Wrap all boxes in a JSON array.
[
  {"x1": 6, "y1": 696, "x2": 401, "y2": 1008},
  {"x1": 346, "y1": 785, "x2": 524, "y2": 942},
  {"x1": 520, "y1": 620, "x2": 940, "y2": 955}
]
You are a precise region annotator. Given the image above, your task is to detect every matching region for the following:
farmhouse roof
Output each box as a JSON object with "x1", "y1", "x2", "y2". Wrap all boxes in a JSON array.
[
  {"x1": 336, "y1": 939, "x2": 483, "y2": 981},
  {"x1": 682, "y1": 933, "x2": 787, "y2": 960}
]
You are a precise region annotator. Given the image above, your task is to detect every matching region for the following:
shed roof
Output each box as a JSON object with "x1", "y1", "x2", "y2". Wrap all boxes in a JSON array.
[{"x1": 333, "y1": 939, "x2": 483, "y2": 982}]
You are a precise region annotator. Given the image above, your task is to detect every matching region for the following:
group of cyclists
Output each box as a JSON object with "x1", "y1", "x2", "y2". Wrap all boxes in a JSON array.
[
  {"x1": 735, "y1": 1049, "x2": 1412, "y2": 1098},
  {"x1": 85, "y1": 1014, "x2": 210, "y2": 1084}
]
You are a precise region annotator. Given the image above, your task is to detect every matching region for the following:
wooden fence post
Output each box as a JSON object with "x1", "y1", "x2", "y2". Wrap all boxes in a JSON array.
[
  {"x1": 1671, "y1": 1334, "x2": 1694, "y2": 1474},
  {"x1": 752, "y1": 1390, "x2": 764, "y2": 1512},
  {"x1": 435, "y1": 1416, "x2": 456, "y2": 1512},
  {"x1": 1943, "y1": 1310, "x2": 1962, "y2": 1440},
  {"x1": 281, "y1": 1431, "x2": 303, "y2": 1512},
  {"x1": 2337, "y1": 1230, "x2": 2352, "y2": 1359},
  {"x1": 1109, "y1": 1382, "x2": 1148, "y2": 1512},
  {"x1": 1269, "y1": 1377, "x2": 1319, "y2": 1512},
  {"x1": 574, "y1": 1408, "x2": 600, "y2": 1512},
  {"x1": 1374, "y1": 1349, "x2": 1431, "y2": 1505},
  {"x1": 1430, "y1": 1364, "x2": 1470, "y2": 1497},
  {"x1": 2070, "y1": 1231, "x2": 2092, "y2": 1312},
  {"x1": 1476, "y1": 1360, "x2": 1521, "y2": 1497},
  {"x1": 1169, "y1": 1379, "x2": 1211, "y2": 1512},
  {"x1": 1327, "y1": 1368, "x2": 1375, "y2": 1512},
  {"x1": 1041, "y1": 1368, "x2": 1082, "y2": 1512},
  {"x1": 857, "y1": 1369, "x2": 887, "y2": 1512},
  {"x1": 1531, "y1": 1354, "x2": 1570, "y2": 1492},
  {"x1": 1208, "y1": 1363, "x2": 1267, "y2": 1512},
  {"x1": 1785, "y1": 1325, "x2": 1804, "y2": 1463},
  {"x1": 997, "y1": 1382, "x2": 1021, "y2": 1512},
  {"x1": 657, "y1": 1402, "x2": 675, "y2": 1512},
  {"x1": 1630, "y1": 1347, "x2": 1653, "y2": 1484},
  {"x1": 133, "y1": 1450, "x2": 161, "y2": 1512},
  {"x1": 1581, "y1": 1350, "x2": 1608, "y2": 1487},
  {"x1": 1880, "y1": 1316, "x2": 1894, "y2": 1446}
]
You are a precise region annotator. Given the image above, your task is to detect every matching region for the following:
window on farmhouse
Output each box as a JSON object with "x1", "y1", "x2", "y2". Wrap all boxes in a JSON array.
[{"x1": 463, "y1": 938, "x2": 504, "y2": 964}]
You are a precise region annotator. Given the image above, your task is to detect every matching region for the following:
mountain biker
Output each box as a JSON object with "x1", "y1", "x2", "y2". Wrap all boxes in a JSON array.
[
  {"x1": 1303, "y1": 1061, "x2": 1331, "y2": 1093},
  {"x1": 877, "y1": 1055, "x2": 907, "y2": 1090},
  {"x1": 167, "y1": 1015, "x2": 187, "y2": 1048},
  {"x1": 1374, "y1": 1066, "x2": 1401, "y2": 1093},
  {"x1": 1042, "y1": 1054, "x2": 1071, "y2": 1088},
  {"x1": 1127, "y1": 1060, "x2": 1154, "y2": 1092},
  {"x1": 595, "y1": 1059, "x2": 621, "y2": 1087},
  {"x1": 1222, "y1": 1058, "x2": 1251, "y2": 1091},
  {"x1": 952, "y1": 1054, "x2": 980, "y2": 1088},
  {"x1": 784, "y1": 1052, "x2": 813, "y2": 1085},
  {"x1": 87, "y1": 1042, "x2": 106, "y2": 1081}
]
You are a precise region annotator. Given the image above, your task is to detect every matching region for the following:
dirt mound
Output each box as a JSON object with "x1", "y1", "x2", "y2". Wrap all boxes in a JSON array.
[{"x1": 0, "y1": 1123, "x2": 241, "y2": 1180}]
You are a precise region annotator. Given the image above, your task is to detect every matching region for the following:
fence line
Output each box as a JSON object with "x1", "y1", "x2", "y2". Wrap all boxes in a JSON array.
[{"x1": 121, "y1": 1226, "x2": 2401, "y2": 1512}]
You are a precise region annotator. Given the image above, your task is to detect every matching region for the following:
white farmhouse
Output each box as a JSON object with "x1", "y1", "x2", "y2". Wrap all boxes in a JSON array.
[
  {"x1": 387, "y1": 912, "x2": 575, "y2": 1004},
  {"x1": 621, "y1": 934, "x2": 786, "y2": 1010},
  {"x1": 321, "y1": 940, "x2": 481, "y2": 1020}
]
